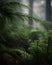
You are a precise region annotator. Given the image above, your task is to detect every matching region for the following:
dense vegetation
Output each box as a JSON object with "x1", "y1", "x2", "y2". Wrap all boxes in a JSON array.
[{"x1": 0, "y1": 0, "x2": 52, "y2": 65}]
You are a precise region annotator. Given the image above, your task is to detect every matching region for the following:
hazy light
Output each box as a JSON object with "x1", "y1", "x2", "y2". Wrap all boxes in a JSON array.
[
  {"x1": 51, "y1": 2, "x2": 52, "y2": 6},
  {"x1": 40, "y1": 1, "x2": 45, "y2": 5}
]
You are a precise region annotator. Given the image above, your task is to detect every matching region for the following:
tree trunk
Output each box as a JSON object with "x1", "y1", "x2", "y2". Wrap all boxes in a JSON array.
[
  {"x1": 46, "y1": 0, "x2": 51, "y2": 21},
  {"x1": 29, "y1": 0, "x2": 34, "y2": 25}
]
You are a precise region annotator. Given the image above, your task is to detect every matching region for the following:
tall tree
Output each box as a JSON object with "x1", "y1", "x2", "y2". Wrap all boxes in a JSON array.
[
  {"x1": 46, "y1": 0, "x2": 52, "y2": 21},
  {"x1": 29, "y1": 0, "x2": 34, "y2": 25}
]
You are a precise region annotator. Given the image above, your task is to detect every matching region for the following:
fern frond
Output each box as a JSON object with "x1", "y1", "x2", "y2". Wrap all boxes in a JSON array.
[
  {"x1": 0, "y1": 44, "x2": 33, "y2": 60},
  {"x1": 5, "y1": 2, "x2": 30, "y2": 9},
  {"x1": 13, "y1": 12, "x2": 52, "y2": 30}
]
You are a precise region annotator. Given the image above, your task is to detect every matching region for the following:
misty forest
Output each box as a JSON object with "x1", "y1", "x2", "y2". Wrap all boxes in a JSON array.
[{"x1": 0, "y1": 0, "x2": 52, "y2": 65}]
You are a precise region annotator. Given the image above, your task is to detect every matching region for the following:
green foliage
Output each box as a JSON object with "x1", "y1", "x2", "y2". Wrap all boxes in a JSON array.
[
  {"x1": 0, "y1": 0, "x2": 52, "y2": 65},
  {"x1": 27, "y1": 30, "x2": 52, "y2": 65},
  {"x1": 28, "y1": 30, "x2": 48, "y2": 54}
]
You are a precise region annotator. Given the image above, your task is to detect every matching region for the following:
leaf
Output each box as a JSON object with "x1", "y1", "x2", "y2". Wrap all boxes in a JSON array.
[{"x1": 4, "y1": 2, "x2": 30, "y2": 9}]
